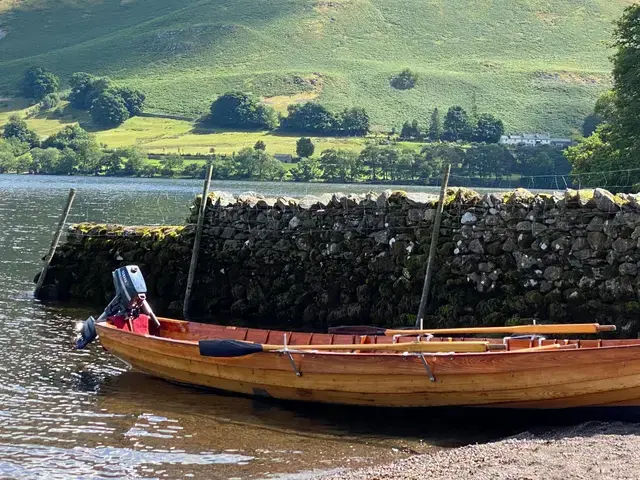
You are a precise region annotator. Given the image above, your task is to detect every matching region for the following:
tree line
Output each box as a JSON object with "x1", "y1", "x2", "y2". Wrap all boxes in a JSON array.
[
  {"x1": 399, "y1": 107, "x2": 504, "y2": 144},
  {"x1": 0, "y1": 115, "x2": 567, "y2": 183},
  {"x1": 207, "y1": 92, "x2": 371, "y2": 136}
]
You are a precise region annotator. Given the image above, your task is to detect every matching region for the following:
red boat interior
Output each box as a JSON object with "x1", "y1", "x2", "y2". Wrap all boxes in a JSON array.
[{"x1": 105, "y1": 315, "x2": 640, "y2": 352}]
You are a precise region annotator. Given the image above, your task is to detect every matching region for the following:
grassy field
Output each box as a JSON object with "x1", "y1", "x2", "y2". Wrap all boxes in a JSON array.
[
  {"x1": 0, "y1": 0, "x2": 628, "y2": 136},
  {"x1": 0, "y1": 98, "x2": 395, "y2": 155}
]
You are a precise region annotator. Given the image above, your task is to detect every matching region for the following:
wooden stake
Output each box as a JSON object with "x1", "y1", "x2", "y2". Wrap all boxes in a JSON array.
[
  {"x1": 183, "y1": 165, "x2": 213, "y2": 319},
  {"x1": 34, "y1": 188, "x2": 76, "y2": 298},
  {"x1": 416, "y1": 163, "x2": 451, "y2": 329}
]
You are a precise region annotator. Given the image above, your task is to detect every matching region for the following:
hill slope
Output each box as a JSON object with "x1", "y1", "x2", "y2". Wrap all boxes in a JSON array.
[{"x1": 0, "y1": 0, "x2": 630, "y2": 135}]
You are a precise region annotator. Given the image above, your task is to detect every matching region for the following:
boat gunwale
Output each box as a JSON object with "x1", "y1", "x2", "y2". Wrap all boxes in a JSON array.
[{"x1": 95, "y1": 319, "x2": 640, "y2": 359}]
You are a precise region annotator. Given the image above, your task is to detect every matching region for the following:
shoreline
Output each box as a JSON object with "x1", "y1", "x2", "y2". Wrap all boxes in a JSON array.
[{"x1": 321, "y1": 421, "x2": 640, "y2": 480}]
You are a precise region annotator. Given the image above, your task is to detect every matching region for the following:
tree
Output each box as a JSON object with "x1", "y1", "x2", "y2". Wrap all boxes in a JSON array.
[
  {"x1": 427, "y1": 108, "x2": 442, "y2": 141},
  {"x1": 159, "y1": 153, "x2": 184, "y2": 176},
  {"x1": 463, "y1": 144, "x2": 513, "y2": 178},
  {"x1": 582, "y1": 113, "x2": 602, "y2": 137},
  {"x1": 339, "y1": 107, "x2": 370, "y2": 136},
  {"x1": 234, "y1": 147, "x2": 284, "y2": 180},
  {"x1": 68, "y1": 73, "x2": 99, "y2": 109},
  {"x1": 209, "y1": 92, "x2": 278, "y2": 130},
  {"x1": 390, "y1": 69, "x2": 418, "y2": 90},
  {"x1": 2, "y1": 115, "x2": 39, "y2": 147},
  {"x1": 472, "y1": 114, "x2": 504, "y2": 143},
  {"x1": 281, "y1": 102, "x2": 338, "y2": 134},
  {"x1": 400, "y1": 120, "x2": 421, "y2": 140},
  {"x1": 121, "y1": 147, "x2": 147, "y2": 175},
  {"x1": 21, "y1": 67, "x2": 59, "y2": 100},
  {"x1": 291, "y1": 156, "x2": 322, "y2": 181},
  {"x1": 0, "y1": 140, "x2": 17, "y2": 173},
  {"x1": 419, "y1": 143, "x2": 465, "y2": 178},
  {"x1": 30, "y1": 148, "x2": 61, "y2": 174},
  {"x1": 40, "y1": 93, "x2": 61, "y2": 110},
  {"x1": 561, "y1": 5, "x2": 640, "y2": 190},
  {"x1": 114, "y1": 87, "x2": 146, "y2": 116},
  {"x1": 320, "y1": 149, "x2": 363, "y2": 182},
  {"x1": 90, "y1": 92, "x2": 130, "y2": 127},
  {"x1": 443, "y1": 106, "x2": 472, "y2": 141},
  {"x1": 56, "y1": 148, "x2": 78, "y2": 175},
  {"x1": 254, "y1": 140, "x2": 266, "y2": 151},
  {"x1": 296, "y1": 137, "x2": 315, "y2": 158},
  {"x1": 565, "y1": 126, "x2": 622, "y2": 186},
  {"x1": 43, "y1": 125, "x2": 92, "y2": 151}
]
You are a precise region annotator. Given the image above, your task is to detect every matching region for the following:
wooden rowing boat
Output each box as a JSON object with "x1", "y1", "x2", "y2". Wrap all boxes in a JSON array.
[{"x1": 89, "y1": 314, "x2": 640, "y2": 409}]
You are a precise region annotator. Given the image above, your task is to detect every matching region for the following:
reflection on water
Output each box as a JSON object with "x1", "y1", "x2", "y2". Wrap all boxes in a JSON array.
[{"x1": 0, "y1": 175, "x2": 557, "y2": 479}]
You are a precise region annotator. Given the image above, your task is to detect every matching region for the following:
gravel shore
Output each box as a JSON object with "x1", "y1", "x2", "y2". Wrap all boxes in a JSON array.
[{"x1": 322, "y1": 422, "x2": 640, "y2": 480}]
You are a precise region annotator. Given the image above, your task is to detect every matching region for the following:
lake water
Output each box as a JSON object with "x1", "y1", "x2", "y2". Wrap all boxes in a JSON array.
[{"x1": 0, "y1": 175, "x2": 573, "y2": 479}]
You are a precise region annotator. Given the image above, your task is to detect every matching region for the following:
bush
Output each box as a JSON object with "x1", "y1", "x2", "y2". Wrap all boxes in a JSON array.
[
  {"x1": 390, "y1": 69, "x2": 418, "y2": 90},
  {"x1": 40, "y1": 93, "x2": 61, "y2": 110}
]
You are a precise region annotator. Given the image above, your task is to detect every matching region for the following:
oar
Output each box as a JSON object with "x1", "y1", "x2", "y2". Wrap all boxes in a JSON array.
[
  {"x1": 198, "y1": 339, "x2": 506, "y2": 357},
  {"x1": 328, "y1": 323, "x2": 616, "y2": 336}
]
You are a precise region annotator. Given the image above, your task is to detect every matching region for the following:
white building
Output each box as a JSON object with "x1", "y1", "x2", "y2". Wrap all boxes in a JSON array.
[{"x1": 500, "y1": 133, "x2": 551, "y2": 146}]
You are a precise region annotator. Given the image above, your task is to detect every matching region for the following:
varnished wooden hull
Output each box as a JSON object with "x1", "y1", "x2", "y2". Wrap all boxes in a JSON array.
[{"x1": 95, "y1": 320, "x2": 640, "y2": 409}]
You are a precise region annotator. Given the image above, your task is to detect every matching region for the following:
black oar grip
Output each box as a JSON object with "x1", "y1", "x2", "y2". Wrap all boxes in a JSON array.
[
  {"x1": 199, "y1": 339, "x2": 264, "y2": 357},
  {"x1": 328, "y1": 325, "x2": 387, "y2": 335}
]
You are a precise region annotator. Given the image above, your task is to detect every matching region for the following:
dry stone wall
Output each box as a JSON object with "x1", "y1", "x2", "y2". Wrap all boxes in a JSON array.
[{"x1": 40, "y1": 187, "x2": 640, "y2": 334}]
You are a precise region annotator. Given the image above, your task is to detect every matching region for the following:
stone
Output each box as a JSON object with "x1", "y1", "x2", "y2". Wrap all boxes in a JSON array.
[
  {"x1": 289, "y1": 216, "x2": 301, "y2": 229},
  {"x1": 295, "y1": 236, "x2": 312, "y2": 251},
  {"x1": 371, "y1": 230, "x2": 390, "y2": 245},
  {"x1": 513, "y1": 251, "x2": 539, "y2": 269},
  {"x1": 469, "y1": 239, "x2": 484, "y2": 254},
  {"x1": 573, "y1": 248, "x2": 593, "y2": 260},
  {"x1": 539, "y1": 281, "x2": 554, "y2": 293},
  {"x1": 586, "y1": 216, "x2": 604, "y2": 232},
  {"x1": 571, "y1": 237, "x2": 589, "y2": 252},
  {"x1": 632, "y1": 227, "x2": 640, "y2": 240},
  {"x1": 502, "y1": 238, "x2": 518, "y2": 252},
  {"x1": 531, "y1": 223, "x2": 547, "y2": 237},
  {"x1": 593, "y1": 188, "x2": 620, "y2": 212},
  {"x1": 612, "y1": 237, "x2": 635, "y2": 253},
  {"x1": 543, "y1": 266, "x2": 563, "y2": 282},
  {"x1": 407, "y1": 209, "x2": 423, "y2": 223},
  {"x1": 516, "y1": 221, "x2": 532, "y2": 231},
  {"x1": 587, "y1": 231, "x2": 607, "y2": 251},
  {"x1": 619, "y1": 262, "x2": 638, "y2": 276},
  {"x1": 461, "y1": 212, "x2": 477, "y2": 225},
  {"x1": 505, "y1": 188, "x2": 535, "y2": 205},
  {"x1": 603, "y1": 220, "x2": 620, "y2": 239}
]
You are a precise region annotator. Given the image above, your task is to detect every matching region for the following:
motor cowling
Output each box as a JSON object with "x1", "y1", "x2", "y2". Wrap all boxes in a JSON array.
[{"x1": 75, "y1": 265, "x2": 157, "y2": 349}]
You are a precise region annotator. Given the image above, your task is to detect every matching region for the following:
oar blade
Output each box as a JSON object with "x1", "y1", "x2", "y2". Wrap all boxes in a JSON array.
[{"x1": 199, "y1": 339, "x2": 264, "y2": 357}]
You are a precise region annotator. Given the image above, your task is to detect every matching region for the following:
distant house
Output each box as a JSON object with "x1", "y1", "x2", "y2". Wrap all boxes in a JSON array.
[
  {"x1": 499, "y1": 134, "x2": 575, "y2": 148},
  {"x1": 550, "y1": 138, "x2": 576, "y2": 148},
  {"x1": 274, "y1": 154, "x2": 297, "y2": 164},
  {"x1": 500, "y1": 134, "x2": 551, "y2": 146}
]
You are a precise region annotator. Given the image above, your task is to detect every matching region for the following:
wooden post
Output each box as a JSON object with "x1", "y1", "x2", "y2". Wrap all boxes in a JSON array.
[
  {"x1": 416, "y1": 163, "x2": 451, "y2": 329},
  {"x1": 183, "y1": 165, "x2": 213, "y2": 319},
  {"x1": 34, "y1": 188, "x2": 76, "y2": 298}
]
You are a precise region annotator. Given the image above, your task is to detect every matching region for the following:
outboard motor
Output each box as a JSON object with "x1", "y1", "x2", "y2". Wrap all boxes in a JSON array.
[{"x1": 75, "y1": 265, "x2": 160, "y2": 349}]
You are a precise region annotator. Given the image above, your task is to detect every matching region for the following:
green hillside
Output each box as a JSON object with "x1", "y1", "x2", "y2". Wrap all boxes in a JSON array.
[{"x1": 0, "y1": 0, "x2": 630, "y2": 135}]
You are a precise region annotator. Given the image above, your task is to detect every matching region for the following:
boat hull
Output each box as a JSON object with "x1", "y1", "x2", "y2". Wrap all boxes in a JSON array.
[{"x1": 96, "y1": 322, "x2": 640, "y2": 409}]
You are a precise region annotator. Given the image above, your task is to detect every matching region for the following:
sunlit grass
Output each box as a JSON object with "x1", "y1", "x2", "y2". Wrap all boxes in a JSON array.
[{"x1": 0, "y1": 0, "x2": 625, "y2": 135}]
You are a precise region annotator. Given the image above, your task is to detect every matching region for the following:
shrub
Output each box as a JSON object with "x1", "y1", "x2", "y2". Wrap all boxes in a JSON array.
[{"x1": 390, "y1": 69, "x2": 418, "y2": 90}]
